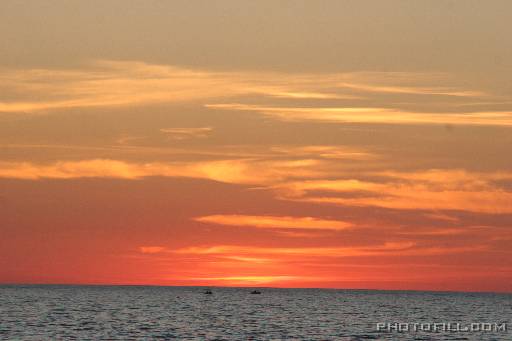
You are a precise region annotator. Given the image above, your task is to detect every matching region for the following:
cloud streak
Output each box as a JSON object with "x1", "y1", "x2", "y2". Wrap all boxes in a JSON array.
[
  {"x1": 194, "y1": 215, "x2": 353, "y2": 231},
  {"x1": 2, "y1": 61, "x2": 505, "y2": 128},
  {"x1": 1, "y1": 158, "x2": 511, "y2": 214},
  {"x1": 143, "y1": 241, "x2": 484, "y2": 258},
  {"x1": 206, "y1": 103, "x2": 512, "y2": 126},
  {"x1": 278, "y1": 170, "x2": 512, "y2": 213},
  {"x1": 160, "y1": 127, "x2": 213, "y2": 140},
  {"x1": 0, "y1": 158, "x2": 324, "y2": 185}
]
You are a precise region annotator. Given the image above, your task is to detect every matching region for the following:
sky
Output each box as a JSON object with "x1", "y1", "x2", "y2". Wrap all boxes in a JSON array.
[{"x1": 1, "y1": 0, "x2": 511, "y2": 292}]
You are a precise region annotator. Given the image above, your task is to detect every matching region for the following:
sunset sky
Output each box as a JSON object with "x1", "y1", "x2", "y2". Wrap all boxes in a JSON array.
[{"x1": 1, "y1": 1, "x2": 511, "y2": 292}]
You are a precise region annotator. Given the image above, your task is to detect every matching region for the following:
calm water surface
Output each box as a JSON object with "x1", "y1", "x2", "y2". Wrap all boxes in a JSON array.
[{"x1": 0, "y1": 285, "x2": 510, "y2": 340}]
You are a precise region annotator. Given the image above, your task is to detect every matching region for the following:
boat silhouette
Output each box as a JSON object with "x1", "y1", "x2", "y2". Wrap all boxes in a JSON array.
[{"x1": 250, "y1": 290, "x2": 261, "y2": 294}]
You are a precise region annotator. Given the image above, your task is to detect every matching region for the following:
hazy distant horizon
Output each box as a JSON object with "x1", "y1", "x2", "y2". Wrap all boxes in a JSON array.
[{"x1": 2, "y1": 283, "x2": 511, "y2": 295}]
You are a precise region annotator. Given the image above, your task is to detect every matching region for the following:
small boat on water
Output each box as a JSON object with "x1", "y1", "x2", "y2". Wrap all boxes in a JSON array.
[
  {"x1": 250, "y1": 290, "x2": 261, "y2": 294},
  {"x1": 204, "y1": 289, "x2": 213, "y2": 294}
]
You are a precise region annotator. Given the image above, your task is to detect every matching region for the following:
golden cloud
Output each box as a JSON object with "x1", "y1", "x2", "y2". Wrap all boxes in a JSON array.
[
  {"x1": 139, "y1": 246, "x2": 166, "y2": 254},
  {"x1": 172, "y1": 242, "x2": 483, "y2": 257},
  {"x1": 0, "y1": 158, "x2": 324, "y2": 185},
  {"x1": 278, "y1": 170, "x2": 512, "y2": 214},
  {"x1": 206, "y1": 103, "x2": 512, "y2": 126},
  {"x1": 159, "y1": 127, "x2": 213, "y2": 140},
  {"x1": 2, "y1": 60, "x2": 503, "y2": 129},
  {"x1": 194, "y1": 214, "x2": 353, "y2": 231},
  {"x1": 1, "y1": 155, "x2": 511, "y2": 215}
]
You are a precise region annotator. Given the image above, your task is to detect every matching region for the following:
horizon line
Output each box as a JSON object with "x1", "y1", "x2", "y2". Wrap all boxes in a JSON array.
[{"x1": 1, "y1": 282, "x2": 510, "y2": 295}]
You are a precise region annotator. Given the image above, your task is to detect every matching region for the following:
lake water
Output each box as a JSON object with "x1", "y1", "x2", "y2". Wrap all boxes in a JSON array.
[{"x1": 0, "y1": 285, "x2": 510, "y2": 340}]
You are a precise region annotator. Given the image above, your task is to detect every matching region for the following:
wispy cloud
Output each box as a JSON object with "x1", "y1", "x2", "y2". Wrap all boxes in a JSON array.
[
  {"x1": 139, "y1": 246, "x2": 166, "y2": 254},
  {"x1": 194, "y1": 214, "x2": 353, "y2": 231},
  {"x1": 278, "y1": 170, "x2": 512, "y2": 213},
  {"x1": 1, "y1": 61, "x2": 350, "y2": 113},
  {"x1": 160, "y1": 127, "x2": 213, "y2": 140},
  {"x1": 1, "y1": 157, "x2": 511, "y2": 215},
  {"x1": 0, "y1": 61, "x2": 247, "y2": 112},
  {"x1": 269, "y1": 145, "x2": 375, "y2": 160},
  {"x1": 138, "y1": 242, "x2": 418, "y2": 257},
  {"x1": 1, "y1": 61, "x2": 501, "y2": 129},
  {"x1": 172, "y1": 242, "x2": 483, "y2": 257},
  {"x1": 337, "y1": 82, "x2": 487, "y2": 97},
  {"x1": 206, "y1": 103, "x2": 512, "y2": 126},
  {"x1": 0, "y1": 158, "x2": 323, "y2": 184}
]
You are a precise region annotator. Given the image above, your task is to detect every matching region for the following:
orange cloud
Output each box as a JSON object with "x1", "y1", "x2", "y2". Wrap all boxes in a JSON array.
[
  {"x1": 337, "y1": 82, "x2": 487, "y2": 97},
  {"x1": 132, "y1": 239, "x2": 498, "y2": 288},
  {"x1": 162, "y1": 242, "x2": 487, "y2": 270},
  {"x1": 173, "y1": 242, "x2": 419, "y2": 257},
  {"x1": 206, "y1": 103, "x2": 512, "y2": 126},
  {"x1": 139, "y1": 246, "x2": 166, "y2": 254},
  {"x1": 221, "y1": 256, "x2": 272, "y2": 263},
  {"x1": 269, "y1": 145, "x2": 375, "y2": 160},
  {"x1": 1, "y1": 61, "x2": 498, "y2": 128},
  {"x1": 335, "y1": 71, "x2": 490, "y2": 97},
  {"x1": 278, "y1": 170, "x2": 512, "y2": 214},
  {"x1": 1, "y1": 61, "x2": 350, "y2": 113},
  {"x1": 2, "y1": 157, "x2": 511, "y2": 216},
  {"x1": 160, "y1": 127, "x2": 213, "y2": 140},
  {"x1": 194, "y1": 214, "x2": 353, "y2": 231},
  {"x1": 0, "y1": 158, "x2": 321, "y2": 184}
]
